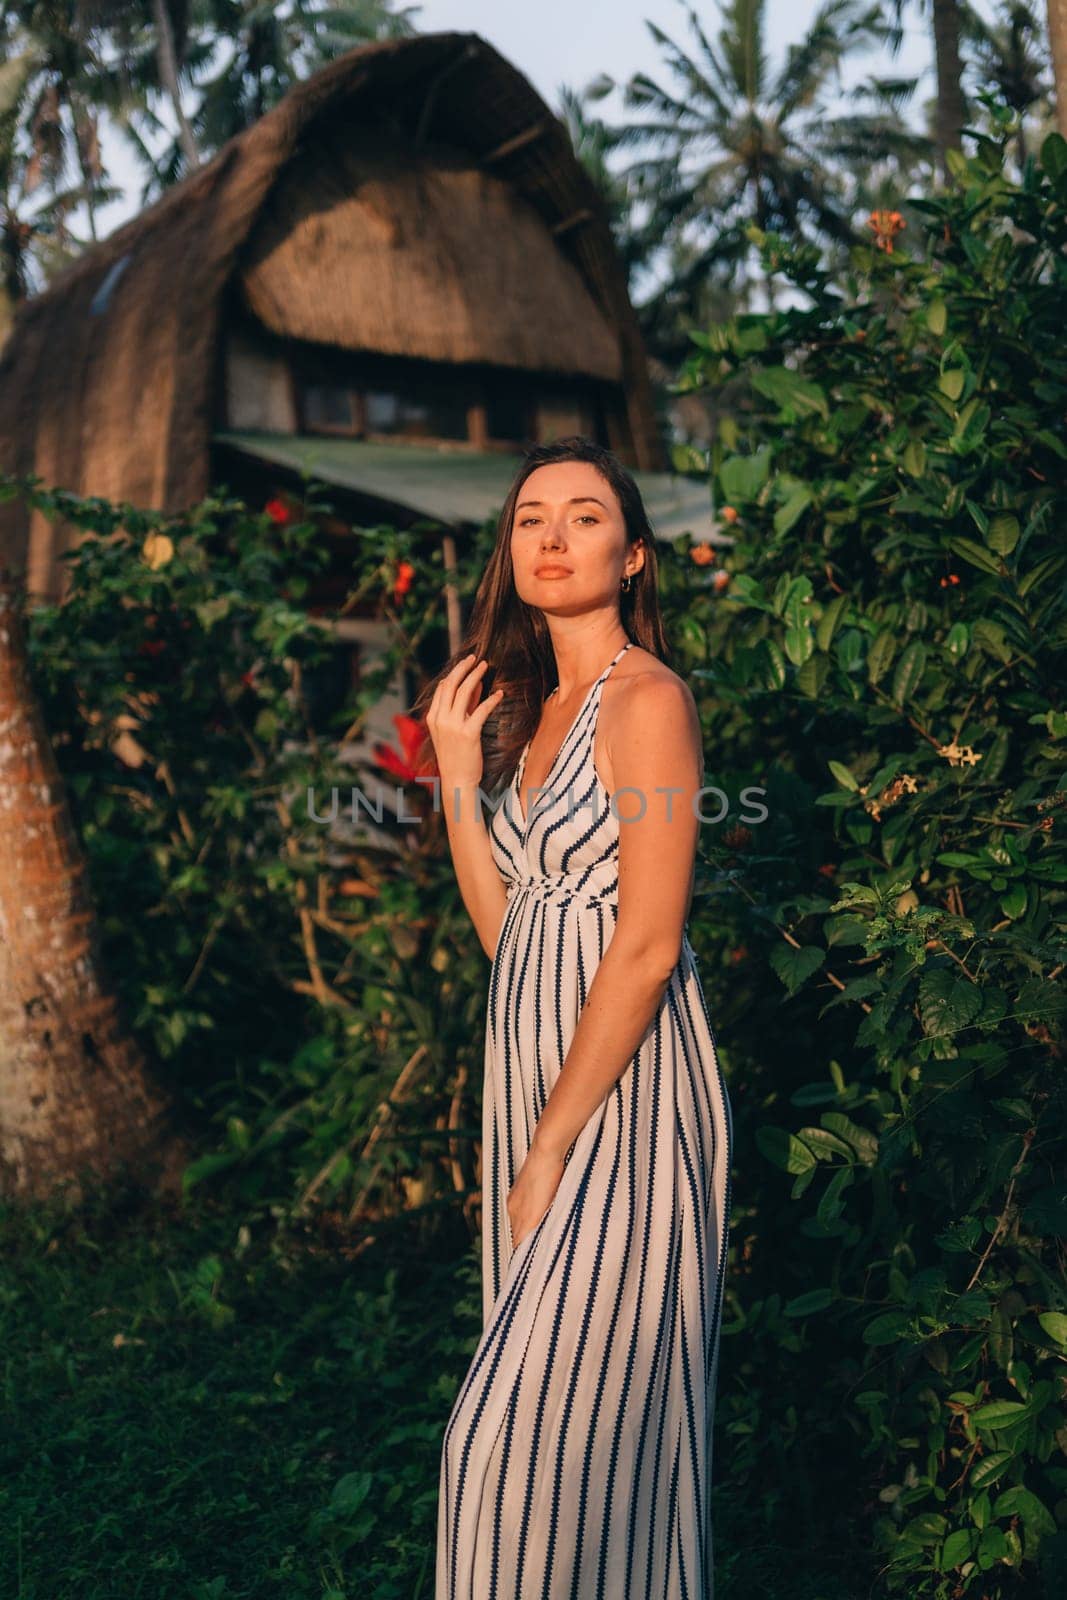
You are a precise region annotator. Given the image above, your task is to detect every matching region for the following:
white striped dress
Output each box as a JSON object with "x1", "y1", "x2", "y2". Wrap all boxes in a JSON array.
[{"x1": 436, "y1": 639, "x2": 733, "y2": 1599}]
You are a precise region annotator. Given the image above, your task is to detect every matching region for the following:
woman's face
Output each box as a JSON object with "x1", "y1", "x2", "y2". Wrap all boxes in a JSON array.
[{"x1": 509, "y1": 460, "x2": 641, "y2": 612}]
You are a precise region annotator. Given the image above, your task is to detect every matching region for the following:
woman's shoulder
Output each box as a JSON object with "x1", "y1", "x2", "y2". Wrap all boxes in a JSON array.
[
  {"x1": 603, "y1": 647, "x2": 700, "y2": 737},
  {"x1": 613, "y1": 647, "x2": 696, "y2": 709}
]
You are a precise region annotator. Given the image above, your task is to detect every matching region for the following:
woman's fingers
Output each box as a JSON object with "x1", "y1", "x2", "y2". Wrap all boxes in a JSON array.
[{"x1": 429, "y1": 655, "x2": 501, "y2": 740}]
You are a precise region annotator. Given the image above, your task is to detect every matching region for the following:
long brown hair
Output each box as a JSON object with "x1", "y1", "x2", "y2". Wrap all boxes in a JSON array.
[{"x1": 410, "y1": 436, "x2": 672, "y2": 794}]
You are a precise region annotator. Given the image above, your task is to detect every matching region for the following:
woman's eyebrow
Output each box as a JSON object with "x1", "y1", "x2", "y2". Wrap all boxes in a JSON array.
[{"x1": 515, "y1": 497, "x2": 608, "y2": 510}]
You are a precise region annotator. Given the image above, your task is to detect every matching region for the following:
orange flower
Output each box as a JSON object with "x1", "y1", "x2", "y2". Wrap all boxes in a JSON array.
[
  {"x1": 712, "y1": 569, "x2": 731, "y2": 594},
  {"x1": 393, "y1": 560, "x2": 416, "y2": 603},
  {"x1": 721, "y1": 506, "x2": 739, "y2": 523},
  {"x1": 373, "y1": 713, "x2": 434, "y2": 782},
  {"x1": 728, "y1": 945, "x2": 749, "y2": 965},
  {"x1": 690, "y1": 544, "x2": 715, "y2": 566},
  {"x1": 817, "y1": 863, "x2": 838, "y2": 878},
  {"x1": 939, "y1": 573, "x2": 961, "y2": 587},
  {"x1": 867, "y1": 209, "x2": 906, "y2": 253}
]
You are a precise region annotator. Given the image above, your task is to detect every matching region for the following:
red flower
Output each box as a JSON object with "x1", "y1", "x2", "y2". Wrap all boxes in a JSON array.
[
  {"x1": 372, "y1": 713, "x2": 433, "y2": 782},
  {"x1": 393, "y1": 560, "x2": 416, "y2": 604},
  {"x1": 939, "y1": 573, "x2": 961, "y2": 588},
  {"x1": 265, "y1": 497, "x2": 294, "y2": 525},
  {"x1": 817, "y1": 863, "x2": 838, "y2": 878},
  {"x1": 137, "y1": 639, "x2": 167, "y2": 657}
]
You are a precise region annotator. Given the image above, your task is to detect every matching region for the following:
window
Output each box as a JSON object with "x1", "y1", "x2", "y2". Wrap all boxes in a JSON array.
[
  {"x1": 294, "y1": 354, "x2": 603, "y2": 452},
  {"x1": 304, "y1": 384, "x2": 357, "y2": 431}
]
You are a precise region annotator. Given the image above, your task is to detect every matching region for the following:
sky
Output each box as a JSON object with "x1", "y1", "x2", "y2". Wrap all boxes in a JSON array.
[{"x1": 79, "y1": 0, "x2": 970, "y2": 245}]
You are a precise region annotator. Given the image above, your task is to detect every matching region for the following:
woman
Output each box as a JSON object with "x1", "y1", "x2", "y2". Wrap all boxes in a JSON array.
[{"x1": 420, "y1": 437, "x2": 732, "y2": 1599}]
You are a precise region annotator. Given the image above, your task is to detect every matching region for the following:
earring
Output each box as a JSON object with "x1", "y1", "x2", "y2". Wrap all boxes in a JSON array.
[{"x1": 621, "y1": 573, "x2": 633, "y2": 593}]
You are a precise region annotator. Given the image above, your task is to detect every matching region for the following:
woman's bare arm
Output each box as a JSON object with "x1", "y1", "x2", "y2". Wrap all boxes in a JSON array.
[
  {"x1": 529, "y1": 674, "x2": 703, "y2": 1162},
  {"x1": 441, "y1": 780, "x2": 509, "y2": 960}
]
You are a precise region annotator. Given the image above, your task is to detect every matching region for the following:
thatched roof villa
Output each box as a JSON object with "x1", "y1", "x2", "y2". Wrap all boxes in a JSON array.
[{"x1": 0, "y1": 32, "x2": 726, "y2": 749}]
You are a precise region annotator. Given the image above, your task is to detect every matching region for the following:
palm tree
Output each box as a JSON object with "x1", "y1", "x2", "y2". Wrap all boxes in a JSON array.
[
  {"x1": 145, "y1": 0, "x2": 419, "y2": 186},
  {"x1": 0, "y1": 1, "x2": 129, "y2": 249},
  {"x1": 958, "y1": 0, "x2": 1054, "y2": 168},
  {"x1": 589, "y1": 0, "x2": 929, "y2": 327},
  {"x1": 879, "y1": 0, "x2": 972, "y2": 179},
  {"x1": 1050, "y1": 0, "x2": 1067, "y2": 139},
  {"x1": 0, "y1": 570, "x2": 186, "y2": 1201},
  {"x1": 558, "y1": 81, "x2": 647, "y2": 282}
]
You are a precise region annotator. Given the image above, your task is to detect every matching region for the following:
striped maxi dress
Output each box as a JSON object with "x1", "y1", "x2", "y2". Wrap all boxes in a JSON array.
[{"x1": 436, "y1": 639, "x2": 733, "y2": 1599}]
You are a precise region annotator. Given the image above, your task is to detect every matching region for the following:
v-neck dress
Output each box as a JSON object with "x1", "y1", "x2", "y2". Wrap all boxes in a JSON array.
[{"x1": 436, "y1": 639, "x2": 733, "y2": 1599}]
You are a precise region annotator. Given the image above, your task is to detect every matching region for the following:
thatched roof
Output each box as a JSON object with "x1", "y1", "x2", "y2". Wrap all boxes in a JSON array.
[
  {"x1": 0, "y1": 32, "x2": 665, "y2": 604},
  {"x1": 239, "y1": 127, "x2": 624, "y2": 380}
]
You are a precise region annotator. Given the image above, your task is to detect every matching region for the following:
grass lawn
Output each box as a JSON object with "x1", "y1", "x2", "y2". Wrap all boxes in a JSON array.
[{"x1": 1, "y1": 1191, "x2": 866, "y2": 1599}]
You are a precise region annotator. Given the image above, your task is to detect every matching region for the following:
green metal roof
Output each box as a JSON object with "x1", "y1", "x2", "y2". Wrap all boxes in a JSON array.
[{"x1": 213, "y1": 431, "x2": 729, "y2": 546}]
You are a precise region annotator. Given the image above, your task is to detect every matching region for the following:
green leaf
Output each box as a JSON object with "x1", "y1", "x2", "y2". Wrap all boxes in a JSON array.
[
  {"x1": 719, "y1": 447, "x2": 772, "y2": 505},
  {"x1": 939, "y1": 368, "x2": 966, "y2": 401},
  {"x1": 828, "y1": 760, "x2": 859, "y2": 791},
  {"x1": 815, "y1": 593, "x2": 849, "y2": 651},
  {"x1": 970, "y1": 1450, "x2": 1015, "y2": 1488},
  {"x1": 972, "y1": 619, "x2": 1013, "y2": 663},
  {"x1": 867, "y1": 629, "x2": 897, "y2": 685},
  {"x1": 750, "y1": 365, "x2": 829, "y2": 419},
  {"x1": 971, "y1": 1399, "x2": 1030, "y2": 1427},
  {"x1": 902, "y1": 439, "x2": 926, "y2": 476},
  {"x1": 769, "y1": 943, "x2": 825, "y2": 995},
  {"x1": 891, "y1": 640, "x2": 927, "y2": 705},
  {"x1": 944, "y1": 621, "x2": 969, "y2": 658},
  {"x1": 986, "y1": 514, "x2": 1020, "y2": 554},
  {"x1": 948, "y1": 537, "x2": 1004, "y2": 576},
  {"x1": 784, "y1": 1288, "x2": 834, "y2": 1317},
  {"x1": 784, "y1": 623, "x2": 814, "y2": 666},
  {"x1": 795, "y1": 653, "x2": 829, "y2": 698},
  {"x1": 919, "y1": 969, "x2": 983, "y2": 1037},
  {"x1": 820, "y1": 1112, "x2": 878, "y2": 1165},
  {"x1": 1017, "y1": 550, "x2": 1067, "y2": 597},
  {"x1": 902, "y1": 1512, "x2": 948, "y2": 1545},
  {"x1": 755, "y1": 1125, "x2": 817, "y2": 1174},
  {"x1": 755, "y1": 637, "x2": 788, "y2": 690},
  {"x1": 940, "y1": 1528, "x2": 977, "y2": 1570},
  {"x1": 926, "y1": 299, "x2": 948, "y2": 337},
  {"x1": 773, "y1": 484, "x2": 815, "y2": 538},
  {"x1": 863, "y1": 1310, "x2": 911, "y2": 1346},
  {"x1": 991, "y1": 1485, "x2": 1056, "y2": 1536},
  {"x1": 1037, "y1": 1312, "x2": 1067, "y2": 1347}
]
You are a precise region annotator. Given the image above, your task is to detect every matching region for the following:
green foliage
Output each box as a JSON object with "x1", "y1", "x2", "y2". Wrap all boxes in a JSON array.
[
  {"x1": 0, "y1": 1192, "x2": 477, "y2": 1597},
  {"x1": 682, "y1": 108, "x2": 1067, "y2": 1597},
  {"x1": 2, "y1": 473, "x2": 496, "y2": 1232}
]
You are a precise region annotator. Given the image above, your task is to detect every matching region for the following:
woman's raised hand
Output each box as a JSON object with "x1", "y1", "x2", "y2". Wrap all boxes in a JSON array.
[{"x1": 425, "y1": 654, "x2": 504, "y2": 792}]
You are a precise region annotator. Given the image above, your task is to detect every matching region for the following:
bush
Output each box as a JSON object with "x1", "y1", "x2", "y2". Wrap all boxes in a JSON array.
[{"x1": 679, "y1": 103, "x2": 1067, "y2": 1596}]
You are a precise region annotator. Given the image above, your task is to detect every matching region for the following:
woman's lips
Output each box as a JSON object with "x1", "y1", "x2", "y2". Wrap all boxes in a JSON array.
[{"x1": 535, "y1": 566, "x2": 573, "y2": 577}]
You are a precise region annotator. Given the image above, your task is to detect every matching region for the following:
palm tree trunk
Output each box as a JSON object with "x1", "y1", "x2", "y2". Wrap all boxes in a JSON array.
[
  {"x1": 1049, "y1": 0, "x2": 1067, "y2": 139},
  {"x1": 931, "y1": 0, "x2": 967, "y2": 180},
  {"x1": 151, "y1": 0, "x2": 200, "y2": 169},
  {"x1": 0, "y1": 572, "x2": 185, "y2": 1200}
]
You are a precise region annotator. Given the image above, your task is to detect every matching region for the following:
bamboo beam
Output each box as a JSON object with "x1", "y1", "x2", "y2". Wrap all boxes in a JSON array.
[{"x1": 481, "y1": 121, "x2": 549, "y2": 163}]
